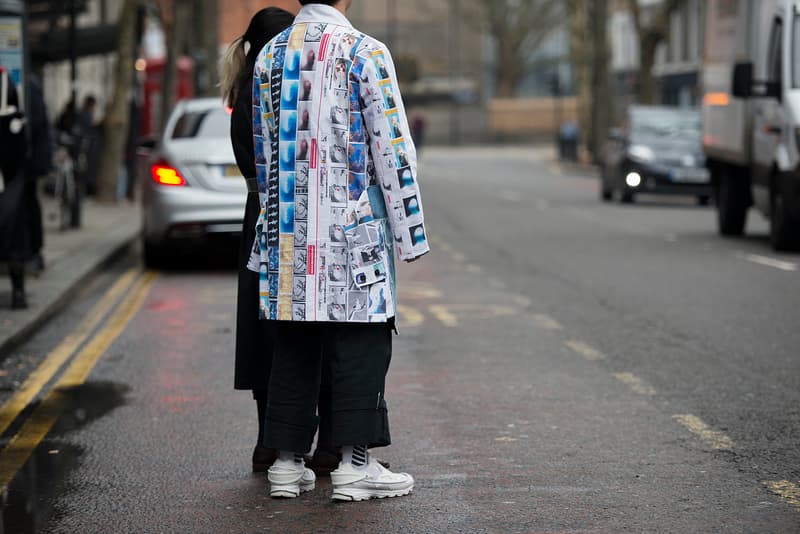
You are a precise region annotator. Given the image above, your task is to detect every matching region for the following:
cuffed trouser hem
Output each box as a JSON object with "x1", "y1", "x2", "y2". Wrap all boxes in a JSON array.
[
  {"x1": 332, "y1": 399, "x2": 391, "y2": 448},
  {"x1": 264, "y1": 412, "x2": 320, "y2": 454}
]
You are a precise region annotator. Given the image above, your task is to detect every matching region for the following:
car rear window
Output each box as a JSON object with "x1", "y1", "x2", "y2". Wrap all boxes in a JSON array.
[{"x1": 171, "y1": 108, "x2": 230, "y2": 139}]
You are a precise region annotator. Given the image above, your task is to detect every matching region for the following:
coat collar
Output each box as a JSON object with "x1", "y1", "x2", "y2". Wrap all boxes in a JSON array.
[{"x1": 295, "y1": 3, "x2": 353, "y2": 29}]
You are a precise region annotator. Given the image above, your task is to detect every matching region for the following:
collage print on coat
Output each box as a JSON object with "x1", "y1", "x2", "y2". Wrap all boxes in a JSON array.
[{"x1": 249, "y1": 12, "x2": 429, "y2": 324}]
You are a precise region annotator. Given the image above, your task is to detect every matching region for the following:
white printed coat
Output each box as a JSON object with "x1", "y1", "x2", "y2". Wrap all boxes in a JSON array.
[{"x1": 249, "y1": 4, "x2": 429, "y2": 323}]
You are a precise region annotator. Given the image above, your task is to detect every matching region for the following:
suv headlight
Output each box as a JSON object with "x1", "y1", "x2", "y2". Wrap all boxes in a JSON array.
[{"x1": 628, "y1": 144, "x2": 655, "y2": 163}]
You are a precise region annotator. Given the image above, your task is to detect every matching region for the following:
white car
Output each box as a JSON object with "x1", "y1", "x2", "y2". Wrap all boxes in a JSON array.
[{"x1": 141, "y1": 98, "x2": 247, "y2": 267}]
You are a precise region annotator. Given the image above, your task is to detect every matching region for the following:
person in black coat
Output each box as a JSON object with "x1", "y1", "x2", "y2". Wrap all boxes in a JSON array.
[
  {"x1": 221, "y1": 7, "x2": 295, "y2": 473},
  {"x1": 0, "y1": 66, "x2": 31, "y2": 309}
]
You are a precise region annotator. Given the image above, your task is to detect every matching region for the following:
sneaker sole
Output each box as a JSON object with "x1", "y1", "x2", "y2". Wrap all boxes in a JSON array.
[
  {"x1": 331, "y1": 485, "x2": 413, "y2": 502},
  {"x1": 270, "y1": 482, "x2": 315, "y2": 499}
]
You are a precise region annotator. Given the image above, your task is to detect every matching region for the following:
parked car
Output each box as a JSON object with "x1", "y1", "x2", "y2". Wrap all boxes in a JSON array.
[
  {"x1": 600, "y1": 105, "x2": 711, "y2": 204},
  {"x1": 141, "y1": 98, "x2": 246, "y2": 267}
]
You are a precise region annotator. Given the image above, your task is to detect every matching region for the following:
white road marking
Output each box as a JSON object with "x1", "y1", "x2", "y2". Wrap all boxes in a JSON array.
[
  {"x1": 739, "y1": 253, "x2": 797, "y2": 272},
  {"x1": 498, "y1": 190, "x2": 521, "y2": 203},
  {"x1": 664, "y1": 234, "x2": 678, "y2": 243},
  {"x1": 429, "y1": 305, "x2": 459, "y2": 327},
  {"x1": 613, "y1": 372, "x2": 657, "y2": 396},
  {"x1": 532, "y1": 314, "x2": 563, "y2": 331},
  {"x1": 764, "y1": 480, "x2": 800, "y2": 510},
  {"x1": 397, "y1": 305, "x2": 424, "y2": 327},
  {"x1": 565, "y1": 340, "x2": 605, "y2": 361},
  {"x1": 672, "y1": 414, "x2": 734, "y2": 450}
]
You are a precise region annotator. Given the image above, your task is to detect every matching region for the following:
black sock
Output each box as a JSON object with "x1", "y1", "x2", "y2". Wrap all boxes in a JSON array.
[{"x1": 255, "y1": 391, "x2": 267, "y2": 447}]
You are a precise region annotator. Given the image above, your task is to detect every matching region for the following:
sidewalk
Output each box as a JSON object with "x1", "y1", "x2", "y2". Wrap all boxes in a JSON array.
[{"x1": 0, "y1": 195, "x2": 141, "y2": 356}]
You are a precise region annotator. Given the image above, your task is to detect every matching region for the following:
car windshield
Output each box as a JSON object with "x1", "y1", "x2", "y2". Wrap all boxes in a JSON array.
[
  {"x1": 171, "y1": 108, "x2": 230, "y2": 139},
  {"x1": 629, "y1": 109, "x2": 701, "y2": 141}
]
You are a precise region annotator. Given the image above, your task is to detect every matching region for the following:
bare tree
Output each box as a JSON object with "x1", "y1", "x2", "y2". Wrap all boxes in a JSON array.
[
  {"x1": 95, "y1": 0, "x2": 139, "y2": 203},
  {"x1": 160, "y1": 0, "x2": 192, "y2": 128},
  {"x1": 627, "y1": 0, "x2": 685, "y2": 104},
  {"x1": 566, "y1": 0, "x2": 592, "y2": 156},
  {"x1": 470, "y1": 0, "x2": 563, "y2": 98}
]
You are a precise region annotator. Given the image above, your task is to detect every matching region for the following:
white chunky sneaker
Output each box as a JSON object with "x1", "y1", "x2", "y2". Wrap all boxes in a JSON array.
[
  {"x1": 330, "y1": 458, "x2": 414, "y2": 502},
  {"x1": 268, "y1": 458, "x2": 316, "y2": 498}
]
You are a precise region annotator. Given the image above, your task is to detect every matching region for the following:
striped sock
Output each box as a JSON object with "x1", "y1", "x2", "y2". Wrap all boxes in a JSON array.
[
  {"x1": 278, "y1": 450, "x2": 304, "y2": 465},
  {"x1": 342, "y1": 445, "x2": 369, "y2": 469}
]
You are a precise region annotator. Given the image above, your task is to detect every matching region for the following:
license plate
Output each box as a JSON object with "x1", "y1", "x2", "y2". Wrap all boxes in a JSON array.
[
  {"x1": 670, "y1": 168, "x2": 709, "y2": 183},
  {"x1": 222, "y1": 164, "x2": 242, "y2": 178}
]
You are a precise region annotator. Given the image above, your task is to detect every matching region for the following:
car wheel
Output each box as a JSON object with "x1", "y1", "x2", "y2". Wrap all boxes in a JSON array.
[
  {"x1": 716, "y1": 166, "x2": 748, "y2": 236},
  {"x1": 143, "y1": 238, "x2": 168, "y2": 269},
  {"x1": 770, "y1": 174, "x2": 800, "y2": 251},
  {"x1": 697, "y1": 195, "x2": 710, "y2": 206}
]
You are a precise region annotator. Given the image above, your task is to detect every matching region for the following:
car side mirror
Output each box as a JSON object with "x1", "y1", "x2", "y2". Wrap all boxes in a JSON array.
[{"x1": 732, "y1": 62, "x2": 753, "y2": 98}]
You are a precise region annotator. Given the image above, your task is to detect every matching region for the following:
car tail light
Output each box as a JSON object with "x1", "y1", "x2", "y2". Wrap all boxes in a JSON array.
[{"x1": 151, "y1": 161, "x2": 186, "y2": 186}]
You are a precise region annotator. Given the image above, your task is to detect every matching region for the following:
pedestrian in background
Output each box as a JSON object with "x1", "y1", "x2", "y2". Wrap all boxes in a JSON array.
[
  {"x1": 250, "y1": 0, "x2": 430, "y2": 501},
  {"x1": 25, "y1": 73, "x2": 53, "y2": 270},
  {"x1": 220, "y1": 5, "x2": 296, "y2": 473},
  {"x1": 0, "y1": 66, "x2": 32, "y2": 309}
]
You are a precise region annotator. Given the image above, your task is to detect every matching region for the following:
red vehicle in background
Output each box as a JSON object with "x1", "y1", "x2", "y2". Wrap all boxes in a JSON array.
[{"x1": 141, "y1": 56, "x2": 195, "y2": 139}]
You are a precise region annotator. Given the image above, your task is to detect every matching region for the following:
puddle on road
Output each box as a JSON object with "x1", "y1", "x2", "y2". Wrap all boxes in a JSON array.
[{"x1": 1, "y1": 381, "x2": 130, "y2": 533}]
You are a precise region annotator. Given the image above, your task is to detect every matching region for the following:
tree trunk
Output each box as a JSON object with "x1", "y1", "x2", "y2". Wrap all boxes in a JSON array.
[
  {"x1": 95, "y1": 0, "x2": 138, "y2": 203},
  {"x1": 568, "y1": 0, "x2": 592, "y2": 158},
  {"x1": 161, "y1": 0, "x2": 191, "y2": 129},
  {"x1": 494, "y1": 44, "x2": 522, "y2": 98},
  {"x1": 589, "y1": 0, "x2": 612, "y2": 162},
  {"x1": 638, "y1": 38, "x2": 659, "y2": 104},
  {"x1": 201, "y1": 0, "x2": 219, "y2": 96}
]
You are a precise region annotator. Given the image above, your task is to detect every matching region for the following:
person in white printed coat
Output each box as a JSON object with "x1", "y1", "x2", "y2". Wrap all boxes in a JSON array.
[{"x1": 250, "y1": 0, "x2": 429, "y2": 502}]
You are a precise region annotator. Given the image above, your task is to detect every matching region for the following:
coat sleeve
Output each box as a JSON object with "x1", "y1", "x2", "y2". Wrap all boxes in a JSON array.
[{"x1": 356, "y1": 45, "x2": 430, "y2": 263}]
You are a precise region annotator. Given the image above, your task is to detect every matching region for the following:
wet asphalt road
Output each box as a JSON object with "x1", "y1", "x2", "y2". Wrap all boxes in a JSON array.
[{"x1": 1, "y1": 147, "x2": 799, "y2": 533}]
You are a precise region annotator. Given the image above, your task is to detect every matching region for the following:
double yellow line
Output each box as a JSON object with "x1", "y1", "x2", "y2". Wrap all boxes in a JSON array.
[{"x1": 0, "y1": 269, "x2": 157, "y2": 491}]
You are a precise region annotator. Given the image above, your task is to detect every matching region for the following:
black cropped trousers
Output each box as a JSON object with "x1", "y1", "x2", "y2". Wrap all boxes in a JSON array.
[{"x1": 264, "y1": 321, "x2": 392, "y2": 454}]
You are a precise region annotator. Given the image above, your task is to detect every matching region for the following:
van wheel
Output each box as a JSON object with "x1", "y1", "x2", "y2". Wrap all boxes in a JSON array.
[
  {"x1": 770, "y1": 175, "x2": 800, "y2": 251},
  {"x1": 716, "y1": 168, "x2": 748, "y2": 236}
]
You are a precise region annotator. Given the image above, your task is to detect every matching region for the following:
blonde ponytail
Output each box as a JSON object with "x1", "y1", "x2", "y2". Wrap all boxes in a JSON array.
[{"x1": 219, "y1": 36, "x2": 246, "y2": 107}]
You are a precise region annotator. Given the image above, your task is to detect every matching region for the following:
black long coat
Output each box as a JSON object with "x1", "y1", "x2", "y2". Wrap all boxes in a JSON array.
[
  {"x1": 0, "y1": 70, "x2": 33, "y2": 263},
  {"x1": 232, "y1": 57, "x2": 275, "y2": 391}
]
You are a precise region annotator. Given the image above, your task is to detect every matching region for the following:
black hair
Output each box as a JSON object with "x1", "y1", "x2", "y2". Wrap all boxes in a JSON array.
[
  {"x1": 243, "y1": 7, "x2": 296, "y2": 60},
  {"x1": 220, "y1": 7, "x2": 294, "y2": 106},
  {"x1": 299, "y1": 1, "x2": 339, "y2": 5}
]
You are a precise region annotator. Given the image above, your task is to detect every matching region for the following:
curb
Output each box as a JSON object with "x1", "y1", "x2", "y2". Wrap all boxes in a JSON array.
[{"x1": 0, "y1": 229, "x2": 139, "y2": 360}]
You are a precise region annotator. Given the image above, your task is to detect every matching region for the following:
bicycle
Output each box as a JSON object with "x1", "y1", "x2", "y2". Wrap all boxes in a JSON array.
[{"x1": 49, "y1": 131, "x2": 77, "y2": 230}]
